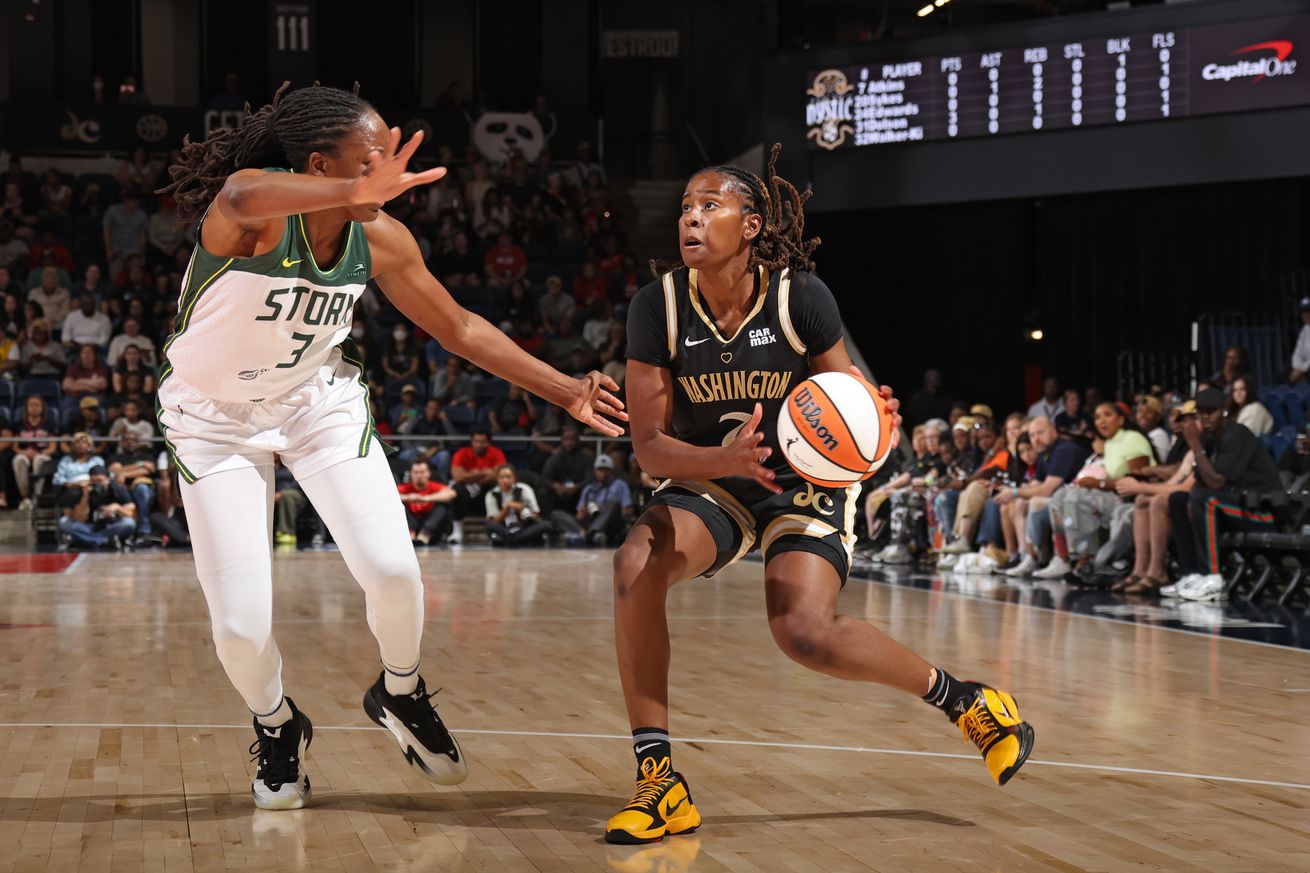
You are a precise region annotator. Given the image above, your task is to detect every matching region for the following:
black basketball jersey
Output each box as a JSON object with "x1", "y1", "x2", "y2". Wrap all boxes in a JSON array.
[{"x1": 627, "y1": 265, "x2": 844, "y2": 481}]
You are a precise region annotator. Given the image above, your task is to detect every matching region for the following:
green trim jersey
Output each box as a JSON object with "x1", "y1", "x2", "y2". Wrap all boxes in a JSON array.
[{"x1": 164, "y1": 182, "x2": 370, "y2": 403}]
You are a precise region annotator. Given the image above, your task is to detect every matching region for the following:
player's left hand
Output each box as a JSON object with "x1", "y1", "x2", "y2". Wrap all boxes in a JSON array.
[
  {"x1": 848, "y1": 366, "x2": 902, "y2": 451},
  {"x1": 567, "y1": 371, "x2": 628, "y2": 437}
]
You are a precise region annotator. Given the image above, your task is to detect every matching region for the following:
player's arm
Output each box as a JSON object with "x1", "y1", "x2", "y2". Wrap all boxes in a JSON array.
[
  {"x1": 368, "y1": 212, "x2": 625, "y2": 437},
  {"x1": 626, "y1": 360, "x2": 781, "y2": 494}
]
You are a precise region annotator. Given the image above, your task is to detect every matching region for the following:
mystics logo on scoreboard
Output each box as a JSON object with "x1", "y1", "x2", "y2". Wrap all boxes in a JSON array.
[
  {"x1": 805, "y1": 70, "x2": 856, "y2": 150},
  {"x1": 1191, "y1": 16, "x2": 1310, "y2": 114}
]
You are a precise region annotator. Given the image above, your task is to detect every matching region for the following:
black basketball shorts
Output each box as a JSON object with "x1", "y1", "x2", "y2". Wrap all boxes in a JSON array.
[{"x1": 641, "y1": 475, "x2": 860, "y2": 583}]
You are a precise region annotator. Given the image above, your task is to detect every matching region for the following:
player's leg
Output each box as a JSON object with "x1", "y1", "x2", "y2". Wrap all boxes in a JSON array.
[
  {"x1": 606, "y1": 501, "x2": 722, "y2": 845},
  {"x1": 184, "y1": 464, "x2": 313, "y2": 810},
  {"x1": 762, "y1": 547, "x2": 1033, "y2": 786},
  {"x1": 295, "y1": 445, "x2": 466, "y2": 785}
]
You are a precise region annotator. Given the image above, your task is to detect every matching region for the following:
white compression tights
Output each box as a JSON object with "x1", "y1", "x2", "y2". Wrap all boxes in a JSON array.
[{"x1": 181, "y1": 447, "x2": 423, "y2": 715}]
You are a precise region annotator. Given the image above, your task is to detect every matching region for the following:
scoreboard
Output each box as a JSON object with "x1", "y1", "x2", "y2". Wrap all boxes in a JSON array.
[{"x1": 804, "y1": 14, "x2": 1310, "y2": 150}]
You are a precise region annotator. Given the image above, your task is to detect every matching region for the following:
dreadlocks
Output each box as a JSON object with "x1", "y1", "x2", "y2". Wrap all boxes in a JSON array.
[
  {"x1": 651, "y1": 143, "x2": 820, "y2": 277},
  {"x1": 158, "y1": 82, "x2": 375, "y2": 219}
]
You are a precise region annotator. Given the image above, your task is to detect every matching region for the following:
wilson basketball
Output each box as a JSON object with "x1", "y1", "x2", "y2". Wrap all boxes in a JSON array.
[{"x1": 776, "y1": 371, "x2": 895, "y2": 487}]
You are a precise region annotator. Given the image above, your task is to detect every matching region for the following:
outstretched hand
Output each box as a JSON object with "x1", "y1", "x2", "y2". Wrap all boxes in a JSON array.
[
  {"x1": 567, "y1": 371, "x2": 628, "y2": 437},
  {"x1": 352, "y1": 127, "x2": 448, "y2": 205},
  {"x1": 725, "y1": 402, "x2": 781, "y2": 494}
]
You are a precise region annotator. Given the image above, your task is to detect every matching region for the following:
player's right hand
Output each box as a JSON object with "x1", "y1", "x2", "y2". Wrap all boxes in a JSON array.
[
  {"x1": 352, "y1": 127, "x2": 448, "y2": 205},
  {"x1": 725, "y1": 403, "x2": 781, "y2": 494}
]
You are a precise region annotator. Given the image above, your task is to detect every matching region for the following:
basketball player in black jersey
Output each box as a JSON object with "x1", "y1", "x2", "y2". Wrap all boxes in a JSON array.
[{"x1": 604, "y1": 146, "x2": 1034, "y2": 844}]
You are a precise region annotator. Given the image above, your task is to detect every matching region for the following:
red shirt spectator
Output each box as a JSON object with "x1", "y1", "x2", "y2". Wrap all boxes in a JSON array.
[
  {"x1": 398, "y1": 479, "x2": 449, "y2": 517},
  {"x1": 30, "y1": 234, "x2": 75, "y2": 272},
  {"x1": 451, "y1": 434, "x2": 508, "y2": 479},
  {"x1": 573, "y1": 262, "x2": 608, "y2": 307},
  {"x1": 484, "y1": 233, "x2": 527, "y2": 285}
]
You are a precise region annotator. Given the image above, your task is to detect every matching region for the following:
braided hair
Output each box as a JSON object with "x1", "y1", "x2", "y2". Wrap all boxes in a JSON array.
[
  {"x1": 158, "y1": 82, "x2": 375, "y2": 219},
  {"x1": 652, "y1": 143, "x2": 820, "y2": 277}
]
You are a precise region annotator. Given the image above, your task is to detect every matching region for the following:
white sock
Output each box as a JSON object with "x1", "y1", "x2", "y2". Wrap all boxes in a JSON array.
[
  {"x1": 451, "y1": 520, "x2": 464, "y2": 540},
  {"x1": 384, "y1": 667, "x2": 420, "y2": 696},
  {"x1": 255, "y1": 698, "x2": 293, "y2": 727}
]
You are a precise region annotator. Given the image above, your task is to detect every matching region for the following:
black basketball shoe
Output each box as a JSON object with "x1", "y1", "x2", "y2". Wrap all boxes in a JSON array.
[
  {"x1": 249, "y1": 697, "x2": 313, "y2": 810},
  {"x1": 363, "y1": 673, "x2": 468, "y2": 785}
]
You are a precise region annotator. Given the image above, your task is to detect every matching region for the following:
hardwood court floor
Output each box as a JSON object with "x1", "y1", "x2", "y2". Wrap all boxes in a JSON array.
[{"x1": 0, "y1": 547, "x2": 1308, "y2": 872}]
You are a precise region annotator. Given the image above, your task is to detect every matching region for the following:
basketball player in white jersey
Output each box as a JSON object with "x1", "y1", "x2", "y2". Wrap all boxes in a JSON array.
[{"x1": 158, "y1": 84, "x2": 626, "y2": 809}]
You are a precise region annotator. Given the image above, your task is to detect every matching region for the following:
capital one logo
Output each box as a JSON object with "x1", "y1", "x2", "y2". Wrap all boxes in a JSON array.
[{"x1": 1202, "y1": 40, "x2": 1297, "y2": 83}]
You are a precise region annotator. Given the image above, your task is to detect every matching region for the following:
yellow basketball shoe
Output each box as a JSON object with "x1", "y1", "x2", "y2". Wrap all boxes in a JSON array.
[
  {"x1": 953, "y1": 684, "x2": 1034, "y2": 785},
  {"x1": 605, "y1": 757, "x2": 701, "y2": 845}
]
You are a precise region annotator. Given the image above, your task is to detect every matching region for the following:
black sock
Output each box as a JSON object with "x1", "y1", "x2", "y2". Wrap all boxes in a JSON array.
[
  {"x1": 632, "y1": 727, "x2": 671, "y2": 777},
  {"x1": 922, "y1": 668, "x2": 976, "y2": 722}
]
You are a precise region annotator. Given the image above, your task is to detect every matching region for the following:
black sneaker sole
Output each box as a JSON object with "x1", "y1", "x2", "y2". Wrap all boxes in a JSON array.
[{"x1": 996, "y1": 721, "x2": 1035, "y2": 786}]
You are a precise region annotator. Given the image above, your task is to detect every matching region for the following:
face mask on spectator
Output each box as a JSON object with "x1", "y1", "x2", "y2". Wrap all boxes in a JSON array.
[
  {"x1": 393, "y1": 328, "x2": 408, "y2": 342},
  {"x1": 351, "y1": 326, "x2": 365, "y2": 340}
]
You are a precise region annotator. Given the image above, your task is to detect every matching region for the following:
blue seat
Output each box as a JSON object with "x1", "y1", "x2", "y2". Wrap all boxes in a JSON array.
[
  {"x1": 1265, "y1": 427, "x2": 1297, "y2": 463},
  {"x1": 1261, "y1": 386, "x2": 1288, "y2": 430},
  {"x1": 1285, "y1": 393, "x2": 1305, "y2": 429},
  {"x1": 444, "y1": 405, "x2": 477, "y2": 435},
  {"x1": 17, "y1": 378, "x2": 62, "y2": 416},
  {"x1": 474, "y1": 378, "x2": 509, "y2": 403}
]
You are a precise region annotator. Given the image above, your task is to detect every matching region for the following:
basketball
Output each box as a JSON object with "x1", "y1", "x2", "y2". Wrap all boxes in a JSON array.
[{"x1": 777, "y1": 371, "x2": 895, "y2": 487}]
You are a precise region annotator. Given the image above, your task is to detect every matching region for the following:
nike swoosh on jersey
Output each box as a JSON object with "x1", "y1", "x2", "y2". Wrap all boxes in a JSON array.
[
  {"x1": 282, "y1": 257, "x2": 303, "y2": 268},
  {"x1": 684, "y1": 336, "x2": 711, "y2": 347}
]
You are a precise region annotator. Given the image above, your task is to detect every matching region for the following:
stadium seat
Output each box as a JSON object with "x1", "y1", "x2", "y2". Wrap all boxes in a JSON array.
[
  {"x1": 17, "y1": 378, "x2": 62, "y2": 414},
  {"x1": 444, "y1": 405, "x2": 476, "y2": 435}
]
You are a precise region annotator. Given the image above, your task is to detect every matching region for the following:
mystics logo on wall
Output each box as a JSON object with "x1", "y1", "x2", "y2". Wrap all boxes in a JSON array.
[
  {"x1": 1202, "y1": 40, "x2": 1297, "y2": 83},
  {"x1": 1190, "y1": 16, "x2": 1310, "y2": 114}
]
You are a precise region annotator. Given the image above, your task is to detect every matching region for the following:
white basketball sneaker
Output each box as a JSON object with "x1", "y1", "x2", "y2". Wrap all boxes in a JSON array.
[{"x1": 1032, "y1": 556, "x2": 1073, "y2": 579}]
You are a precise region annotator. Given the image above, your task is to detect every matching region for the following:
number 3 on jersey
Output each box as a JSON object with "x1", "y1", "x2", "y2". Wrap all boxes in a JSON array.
[{"x1": 278, "y1": 332, "x2": 314, "y2": 369}]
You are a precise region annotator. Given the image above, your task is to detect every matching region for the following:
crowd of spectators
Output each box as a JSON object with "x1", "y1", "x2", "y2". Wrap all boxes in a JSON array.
[
  {"x1": 0, "y1": 133, "x2": 646, "y2": 550},
  {"x1": 861, "y1": 354, "x2": 1300, "y2": 602}
]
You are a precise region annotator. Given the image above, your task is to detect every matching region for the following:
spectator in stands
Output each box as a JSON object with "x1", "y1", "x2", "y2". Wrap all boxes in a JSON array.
[
  {"x1": 448, "y1": 429, "x2": 508, "y2": 543},
  {"x1": 62, "y1": 294, "x2": 112, "y2": 349},
  {"x1": 938, "y1": 419, "x2": 1012, "y2": 562},
  {"x1": 397, "y1": 397, "x2": 451, "y2": 468},
  {"x1": 1228, "y1": 375, "x2": 1273, "y2": 437},
  {"x1": 0, "y1": 184, "x2": 29, "y2": 228},
  {"x1": 905, "y1": 369, "x2": 953, "y2": 428},
  {"x1": 1054, "y1": 388, "x2": 1093, "y2": 446},
  {"x1": 487, "y1": 383, "x2": 536, "y2": 436},
  {"x1": 147, "y1": 194, "x2": 183, "y2": 266},
  {"x1": 583, "y1": 300, "x2": 615, "y2": 350},
  {"x1": 538, "y1": 275, "x2": 575, "y2": 334},
  {"x1": 540, "y1": 425, "x2": 594, "y2": 514},
  {"x1": 1207, "y1": 345, "x2": 1248, "y2": 393},
  {"x1": 484, "y1": 464, "x2": 552, "y2": 547},
  {"x1": 62, "y1": 345, "x2": 109, "y2": 409},
  {"x1": 399, "y1": 458, "x2": 456, "y2": 546},
  {"x1": 107, "y1": 317, "x2": 156, "y2": 367},
  {"x1": 72, "y1": 264, "x2": 108, "y2": 302},
  {"x1": 550, "y1": 454, "x2": 633, "y2": 546},
  {"x1": 102, "y1": 189, "x2": 148, "y2": 276},
  {"x1": 1168, "y1": 387, "x2": 1283, "y2": 599},
  {"x1": 12, "y1": 395, "x2": 54, "y2": 509},
  {"x1": 52, "y1": 432, "x2": 105, "y2": 490},
  {"x1": 0, "y1": 323, "x2": 20, "y2": 379},
  {"x1": 56, "y1": 468, "x2": 135, "y2": 550},
  {"x1": 272, "y1": 461, "x2": 321, "y2": 548},
  {"x1": 112, "y1": 344, "x2": 155, "y2": 395},
  {"x1": 501, "y1": 279, "x2": 535, "y2": 329},
  {"x1": 110, "y1": 372, "x2": 151, "y2": 422},
  {"x1": 569, "y1": 141, "x2": 606, "y2": 189},
  {"x1": 390, "y1": 384, "x2": 424, "y2": 435},
  {"x1": 68, "y1": 397, "x2": 107, "y2": 447},
  {"x1": 39, "y1": 170, "x2": 73, "y2": 221},
  {"x1": 432, "y1": 355, "x2": 476, "y2": 405},
  {"x1": 1113, "y1": 440, "x2": 1195, "y2": 595},
  {"x1": 572, "y1": 262, "x2": 609, "y2": 310},
  {"x1": 117, "y1": 146, "x2": 160, "y2": 192},
  {"x1": 106, "y1": 429, "x2": 157, "y2": 541},
  {"x1": 998, "y1": 416, "x2": 1091, "y2": 577},
  {"x1": 381, "y1": 323, "x2": 420, "y2": 389},
  {"x1": 1135, "y1": 395, "x2": 1172, "y2": 462},
  {"x1": 872, "y1": 422, "x2": 947, "y2": 563},
  {"x1": 1027, "y1": 377, "x2": 1064, "y2": 420},
  {"x1": 598, "y1": 321, "x2": 627, "y2": 387},
  {"x1": 1036, "y1": 402, "x2": 1152, "y2": 580},
  {"x1": 483, "y1": 232, "x2": 527, "y2": 286},
  {"x1": 547, "y1": 316, "x2": 588, "y2": 368},
  {"x1": 30, "y1": 228, "x2": 73, "y2": 272},
  {"x1": 1280, "y1": 426, "x2": 1310, "y2": 479},
  {"x1": 0, "y1": 223, "x2": 27, "y2": 272},
  {"x1": 109, "y1": 399, "x2": 154, "y2": 440},
  {"x1": 436, "y1": 230, "x2": 479, "y2": 283},
  {"x1": 28, "y1": 267, "x2": 71, "y2": 331},
  {"x1": 1290, "y1": 297, "x2": 1310, "y2": 384},
  {"x1": 20, "y1": 320, "x2": 66, "y2": 377}
]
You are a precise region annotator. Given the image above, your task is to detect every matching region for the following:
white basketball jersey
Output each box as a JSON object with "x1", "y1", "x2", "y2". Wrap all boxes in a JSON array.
[{"x1": 163, "y1": 209, "x2": 369, "y2": 403}]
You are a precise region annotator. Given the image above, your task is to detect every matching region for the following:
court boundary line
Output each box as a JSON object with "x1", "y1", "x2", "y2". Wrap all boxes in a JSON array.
[
  {"x1": 848, "y1": 570, "x2": 1310, "y2": 655},
  {"x1": 0, "y1": 722, "x2": 1305, "y2": 791}
]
